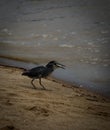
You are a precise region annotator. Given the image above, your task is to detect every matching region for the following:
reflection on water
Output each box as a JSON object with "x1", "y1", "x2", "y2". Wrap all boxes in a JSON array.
[{"x1": 0, "y1": 0, "x2": 110, "y2": 97}]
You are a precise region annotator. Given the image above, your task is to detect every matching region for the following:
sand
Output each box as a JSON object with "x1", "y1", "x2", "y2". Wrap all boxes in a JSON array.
[{"x1": 0, "y1": 65, "x2": 110, "y2": 130}]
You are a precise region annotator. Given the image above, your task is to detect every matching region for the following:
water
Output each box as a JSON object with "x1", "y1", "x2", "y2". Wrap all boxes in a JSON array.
[{"x1": 0, "y1": 0, "x2": 110, "y2": 97}]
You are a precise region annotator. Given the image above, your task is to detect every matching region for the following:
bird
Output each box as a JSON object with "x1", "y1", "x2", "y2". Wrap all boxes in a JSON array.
[{"x1": 22, "y1": 61, "x2": 65, "y2": 90}]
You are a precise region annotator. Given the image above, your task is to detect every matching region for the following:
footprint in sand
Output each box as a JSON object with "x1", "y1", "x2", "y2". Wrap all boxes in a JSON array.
[
  {"x1": 0, "y1": 125, "x2": 19, "y2": 130},
  {"x1": 25, "y1": 106, "x2": 50, "y2": 117}
]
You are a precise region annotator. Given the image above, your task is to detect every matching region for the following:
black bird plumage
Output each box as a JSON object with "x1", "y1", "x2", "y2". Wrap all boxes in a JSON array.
[{"x1": 22, "y1": 61, "x2": 65, "y2": 89}]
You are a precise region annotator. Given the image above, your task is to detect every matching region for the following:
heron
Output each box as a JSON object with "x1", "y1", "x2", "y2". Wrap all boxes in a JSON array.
[{"x1": 22, "y1": 61, "x2": 65, "y2": 90}]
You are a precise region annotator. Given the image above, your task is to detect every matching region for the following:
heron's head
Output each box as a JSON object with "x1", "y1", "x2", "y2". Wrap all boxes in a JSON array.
[{"x1": 46, "y1": 61, "x2": 65, "y2": 70}]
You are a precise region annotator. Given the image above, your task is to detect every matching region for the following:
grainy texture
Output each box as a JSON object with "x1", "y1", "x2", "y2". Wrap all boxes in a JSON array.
[{"x1": 0, "y1": 66, "x2": 110, "y2": 130}]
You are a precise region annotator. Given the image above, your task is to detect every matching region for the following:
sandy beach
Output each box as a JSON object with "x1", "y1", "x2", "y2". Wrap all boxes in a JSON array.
[{"x1": 0, "y1": 65, "x2": 110, "y2": 130}]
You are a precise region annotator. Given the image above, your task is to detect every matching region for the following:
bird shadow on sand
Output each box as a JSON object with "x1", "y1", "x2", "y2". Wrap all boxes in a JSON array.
[{"x1": 20, "y1": 84, "x2": 52, "y2": 91}]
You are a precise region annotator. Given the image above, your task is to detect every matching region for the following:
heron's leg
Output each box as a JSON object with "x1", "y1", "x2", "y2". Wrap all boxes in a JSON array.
[
  {"x1": 31, "y1": 79, "x2": 37, "y2": 89},
  {"x1": 39, "y1": 78, "x2": 46, "y2": 90}
]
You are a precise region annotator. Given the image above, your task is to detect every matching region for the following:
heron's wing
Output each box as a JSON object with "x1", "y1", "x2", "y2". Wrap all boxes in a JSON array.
[{"x1": 28, "y1": 66, "x2": 46, "y2": 78}]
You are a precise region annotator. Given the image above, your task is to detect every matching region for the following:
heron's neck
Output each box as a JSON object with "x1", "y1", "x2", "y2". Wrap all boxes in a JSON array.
[{"x1": 46, "y1": 65, "x2": 55, "y2": 71}]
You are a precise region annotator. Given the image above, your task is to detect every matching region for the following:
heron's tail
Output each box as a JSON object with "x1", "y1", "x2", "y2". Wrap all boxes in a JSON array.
[{"x1": 22, "y1": 70, "x2": 29, "y2": 76}]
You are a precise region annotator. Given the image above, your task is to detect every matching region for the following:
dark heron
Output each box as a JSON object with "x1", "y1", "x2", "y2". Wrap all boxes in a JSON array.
[{"x1": 22, "y1": 61, "x2": 65, "y2": 89}]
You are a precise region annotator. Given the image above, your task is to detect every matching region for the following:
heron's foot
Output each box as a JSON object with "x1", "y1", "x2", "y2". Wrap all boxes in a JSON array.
[
  {"x1": 41, "y1": 87, "x2": 46, "y2": 90},
  {"x1": 31, "y1": 84, "x2": 37, "y2": 89}
]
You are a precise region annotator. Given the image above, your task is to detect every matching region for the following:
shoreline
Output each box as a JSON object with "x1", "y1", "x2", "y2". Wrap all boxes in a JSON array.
[
  {"x1": 1, "y1": 63, "x2": 109, "y2": 99},
  {"x1": 0, "y1": 56, "x2": 110, "y2": 98},
  {"x1": 0, "y1": 65, "x2": 110, "y2": 130}
]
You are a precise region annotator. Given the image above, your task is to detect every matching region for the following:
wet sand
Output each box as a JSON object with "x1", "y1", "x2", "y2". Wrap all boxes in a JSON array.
[{"x1": 0, "y1": 65, "x2": 110, "y2": 130}]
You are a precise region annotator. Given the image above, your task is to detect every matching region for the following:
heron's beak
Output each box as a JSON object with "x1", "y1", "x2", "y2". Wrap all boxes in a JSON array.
[{"x1": 56, "y1": 62, "x2": 65, "y2": 69}]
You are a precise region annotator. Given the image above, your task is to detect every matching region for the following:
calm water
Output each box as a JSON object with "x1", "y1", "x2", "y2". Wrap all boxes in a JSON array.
[{"x1": 0, "y1": 0, "x2": 110, "y2": 97}]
